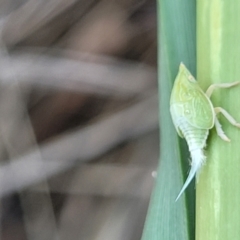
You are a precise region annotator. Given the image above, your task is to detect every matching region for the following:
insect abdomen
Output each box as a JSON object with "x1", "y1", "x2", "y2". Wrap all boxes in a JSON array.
[
  {"x1": 177, "y1": 117, "x2": 209, "y2": 151},
  {"x1": 175, "y1": 117, "x2": 209, "y2": 201}
]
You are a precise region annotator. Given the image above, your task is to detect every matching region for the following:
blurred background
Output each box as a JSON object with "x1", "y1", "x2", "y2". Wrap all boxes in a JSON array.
[{"x1": 0, "y1": 0, "x2": 158, "y2": 239}]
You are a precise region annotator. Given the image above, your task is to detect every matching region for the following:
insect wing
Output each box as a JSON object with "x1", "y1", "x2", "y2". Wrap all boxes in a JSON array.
[{"x1": 170, "y1": 64, "x2": 214, "y2": 130}]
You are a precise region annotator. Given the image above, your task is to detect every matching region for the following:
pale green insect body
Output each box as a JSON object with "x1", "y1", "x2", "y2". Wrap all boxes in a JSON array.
[
  {"x1": 173, "y1": 116, "x2": 209, "y2": 151},
  {"x1": 170, "y1": 63, "x2": 240, "y2": 201},
  {"x1": 170, "y1": 64, "x2": 213, "y2": 152}
]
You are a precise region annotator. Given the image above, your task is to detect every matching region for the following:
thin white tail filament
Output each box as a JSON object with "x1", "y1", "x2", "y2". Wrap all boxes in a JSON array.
[{"x1": 175, "y1": 148, "x2": 205, "y2": 201}]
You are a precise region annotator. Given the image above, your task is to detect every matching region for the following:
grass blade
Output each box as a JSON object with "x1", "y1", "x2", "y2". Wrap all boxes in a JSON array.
[{"x1": 141, "y1": 1, "x2": 196, "y2": 239}]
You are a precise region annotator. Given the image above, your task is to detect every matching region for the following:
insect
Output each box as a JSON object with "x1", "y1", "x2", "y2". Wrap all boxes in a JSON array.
[{"x1": 170, "y1": 63, "x2": 240, "y2": 201}]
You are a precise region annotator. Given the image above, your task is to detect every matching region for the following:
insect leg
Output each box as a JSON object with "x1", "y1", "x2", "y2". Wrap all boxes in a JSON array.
[
  {"x1": 214, "y1": 116, "x2": 230, "y2": 142},
  {"x1": 215, "y1": 107, "x2": 240, "y2": 128},
  {"x1": 206, "y1": 81, "x2": 240, "y2": 98}
]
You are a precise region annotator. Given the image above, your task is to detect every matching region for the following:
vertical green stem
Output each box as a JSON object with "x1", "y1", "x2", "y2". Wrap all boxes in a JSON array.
[{"x1": 197, "y1": 1, "x2": 240, "y2": 239}]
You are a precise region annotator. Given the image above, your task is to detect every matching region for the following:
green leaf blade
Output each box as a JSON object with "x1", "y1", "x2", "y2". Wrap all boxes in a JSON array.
[{"x1": 142, "y1": 1, "x2": 196, "y2": 239}]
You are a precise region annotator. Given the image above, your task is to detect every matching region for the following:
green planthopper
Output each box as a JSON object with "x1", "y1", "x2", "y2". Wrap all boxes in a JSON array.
[{"x1": 170, "y1": 63, "x2": 240, "y2": 201}]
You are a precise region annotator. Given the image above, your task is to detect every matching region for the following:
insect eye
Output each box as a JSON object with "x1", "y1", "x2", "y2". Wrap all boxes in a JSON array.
[{"x1": 188, "y1": 75, "x2": 195, "y2": 83}]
